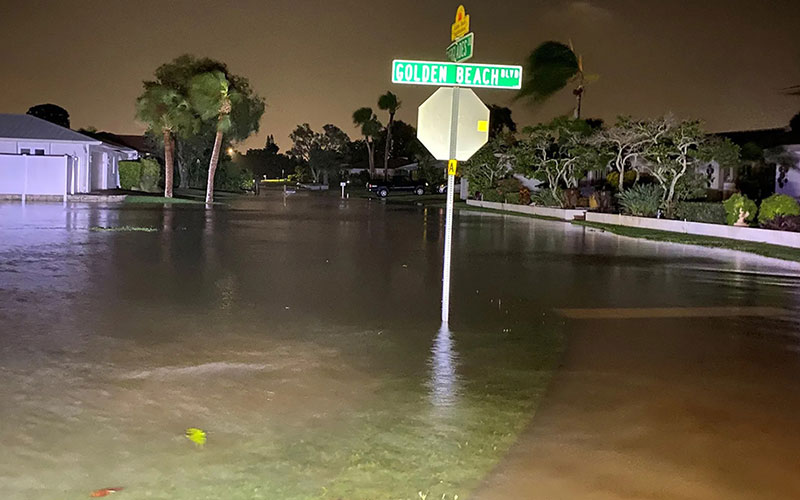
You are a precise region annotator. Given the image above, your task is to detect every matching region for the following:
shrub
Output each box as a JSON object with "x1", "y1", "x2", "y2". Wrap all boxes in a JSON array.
[
  {"x1": 674, "y1": 202, "x2": 726, "y2": 224},
  {"x1": 119, "y1": 161, "x2": 141, "y2": 190},
  {"x1": 606, "y1": 170, "x2": 636, "y2": 191},
  {"x1": 757, "y1": 193, "x2": 800, "y2": 225},
  {"x1": 760, "y1": 215, "x2": 800, "y2": 232},
  {"x1": 617, "y1": 184, "x2": 663, "y2": 217},
  {"x1": 138, "y1": 158, "x2": 161, "y2": 193},
  {"x1": 504, "y1": 192, "x2": 521, "y2": 205},
  {"x1": 531, "y1": 188, "x2": 564, "y2": 207},
  {"x1": 496, "y1": 177, "x2": 522, "y2": 196},
  {"x1": 723, "y1": 193, "x2": 757, "y2": 225},
  {"x1": 482, "y1": 189, "x2": 504, "y2": 202}
]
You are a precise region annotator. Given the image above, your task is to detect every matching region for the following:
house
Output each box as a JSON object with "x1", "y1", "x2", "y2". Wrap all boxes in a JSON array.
[
  {"x1": 721, "y1": 126, "x2": 800, "y2": 198},
  {"x1": 0, "y1": 114, "x2": 138, "y2": 199}
]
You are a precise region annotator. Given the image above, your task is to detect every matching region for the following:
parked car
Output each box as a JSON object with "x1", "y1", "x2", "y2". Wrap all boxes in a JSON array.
[{"x1": 367, "y1": 178, "x2": 428, "y2": 197}]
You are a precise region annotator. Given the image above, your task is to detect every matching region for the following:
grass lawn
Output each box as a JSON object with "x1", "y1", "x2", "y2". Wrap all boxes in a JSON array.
[
  {"x1": 123, "y1": 195, "x2": 206, "y2": 205},
  {"x1": 575, "y1": 221, "x2": 800, "y2": 262}
]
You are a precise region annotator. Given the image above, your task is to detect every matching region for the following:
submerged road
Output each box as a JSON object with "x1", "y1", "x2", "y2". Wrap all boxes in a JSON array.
[
  {"x1": 474, "y1": 277, "x2": 800, "y2": 499},
  {"x1": 1, "y1": 192, "x2": 800, "y2": 499}
]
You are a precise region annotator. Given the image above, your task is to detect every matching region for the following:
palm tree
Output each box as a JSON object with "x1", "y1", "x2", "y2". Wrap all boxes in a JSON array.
[
  {"x1": 135, "y1": 84, "x2": 192, "y2": 197},
  {"x1": 188, "y1": 71, "x2": 240, "y2": 204},
  {"x1": 352, "y1": 107, "x2": 382, "y2": 179},
  {"x1": 378, "y1": 92, "x2": 401, "y2": 181},
  {"x1": 517, "y1": 41, "x2": 596, "y2": 119}
]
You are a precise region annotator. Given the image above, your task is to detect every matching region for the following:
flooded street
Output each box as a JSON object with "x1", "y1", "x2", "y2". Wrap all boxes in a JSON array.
[{"x1": 2, "y1": 193, "x2": 800, "y2": 499}]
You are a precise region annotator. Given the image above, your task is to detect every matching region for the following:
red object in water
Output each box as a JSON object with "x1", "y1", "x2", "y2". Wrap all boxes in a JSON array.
[{"x1": 89, "y1": 487, "x2": 124, "y2": 497}]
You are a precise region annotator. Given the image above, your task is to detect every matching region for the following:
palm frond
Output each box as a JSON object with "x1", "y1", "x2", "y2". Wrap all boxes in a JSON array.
[{"x1": 516, "y1": 41, "x2": 579, "y2": 102}]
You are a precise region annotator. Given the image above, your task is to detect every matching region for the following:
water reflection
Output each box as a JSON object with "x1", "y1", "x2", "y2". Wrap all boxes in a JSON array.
[{"x1": 428, "y1": 324, "x2": 460, "y2": 411}]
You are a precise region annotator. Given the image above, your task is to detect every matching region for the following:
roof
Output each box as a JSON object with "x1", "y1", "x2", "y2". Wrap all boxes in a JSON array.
[
  {"x1": 81, "y1": 131, "x2": 148, "y2": 153},
  {"x1": 0, "y1": 114, "x2": 101, "y2": 143},
  {"x1": 719, "y1": 126, "x2": 800, "y2": 149}
]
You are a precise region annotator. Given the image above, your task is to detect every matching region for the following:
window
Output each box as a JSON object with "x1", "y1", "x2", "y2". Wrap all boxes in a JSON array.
[
  {"x1": 20, "y1": 148, "x2": 30, "y2": 155},
  {"x1": 35, "y1": 149, "x2": 45, "y2": 156}
]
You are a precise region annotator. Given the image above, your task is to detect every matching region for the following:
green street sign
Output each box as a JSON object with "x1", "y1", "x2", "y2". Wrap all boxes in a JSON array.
[
  {"x1": 446, "y1": 32, "x2": 474, "y2": 63},
  {"x1": 392, "y1": 59, "x2": 522, "y2": 90}
]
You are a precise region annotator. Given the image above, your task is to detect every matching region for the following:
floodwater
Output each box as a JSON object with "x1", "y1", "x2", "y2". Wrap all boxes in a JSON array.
[{"x1": 1, "y1": 192, "x2": 800, "y2": 499}]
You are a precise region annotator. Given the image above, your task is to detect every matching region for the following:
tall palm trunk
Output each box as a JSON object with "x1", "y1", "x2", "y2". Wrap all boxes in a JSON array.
[
  {"x1": 176, "y1": 139, "x2": 190, "y2": 189},
  {"x1": 383, "y1": 113, "x2": 394, "y2": 181},
  {"x1": 572, "y1": 71, "x2": 585, "y2": 119},
  {"x1": 205, "y1": 126, "x2": 224, "y2": 204},
  {"x1": 573, "y1": 87, "x2": 584, "y2": 119},
  {"x1": 163, "y1": 129, "x2": 174, "y2": 198},
  {"x1": 366, "y1": 138, "x2": 375, "y2": 179}
]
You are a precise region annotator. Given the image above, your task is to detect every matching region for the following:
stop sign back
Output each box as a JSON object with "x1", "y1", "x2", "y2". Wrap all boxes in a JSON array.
[{"x1": 416, "y1": 87, "x2": 489, "y2": 162}]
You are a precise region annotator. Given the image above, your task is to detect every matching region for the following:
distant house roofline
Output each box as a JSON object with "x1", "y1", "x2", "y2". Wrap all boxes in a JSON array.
[
  {"x1": 717, "y1": 125, "x2": 800, "y2": 149},
  {"x1": 0, "y1": 113, "x2": 104, "y2": 144}
]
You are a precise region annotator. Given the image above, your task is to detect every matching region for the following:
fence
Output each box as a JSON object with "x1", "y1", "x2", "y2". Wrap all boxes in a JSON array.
[{"x1": 0, "y1": 154, "x2": 71, "y2": 202}]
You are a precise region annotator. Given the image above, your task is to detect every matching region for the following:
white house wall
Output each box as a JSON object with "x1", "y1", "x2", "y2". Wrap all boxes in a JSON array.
[
  {"x1": 50, "y1": 143, "x2": 91, "y2": 192},
  {"x1": 0, "y1": 140, "x2": 17, "y2": 154},
  {"x1": 0, "y1": 138, "x2": 136, "y2": 193}
]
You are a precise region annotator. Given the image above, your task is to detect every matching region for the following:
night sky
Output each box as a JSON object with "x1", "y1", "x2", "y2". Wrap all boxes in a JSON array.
[{"x1": 2, "y1": 1, "x2": 799, "y2": 151}]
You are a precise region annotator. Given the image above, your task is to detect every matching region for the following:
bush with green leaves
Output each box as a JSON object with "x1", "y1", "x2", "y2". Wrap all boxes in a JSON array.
[
  {"x1": 118, "y1": 161, "x2": 141, "y2": 190},
  {"x1": 138, "y1": 158, "x2": 161, "y2": 193},
  {"x1": 118, "y1": 159, "x2": 160, "y2": 192},
  {"x1": 757, "y1": 194, "x2": 800, "y2": 225},
  {"x1": 723, "y1": 193, "x2": 757, "y2": 225},
  {"x1": 617, "y1": 183, "x2": 663, "y2": 217},
  {"x1": 606, "y1": 170, "x2": 636, "y2": 191},
  {"x1": 674, "y1": 202, "x2": 726, "y2": 224},
  {"x1": 531, "y1": 187, "x2": 564, "y2": 207}
]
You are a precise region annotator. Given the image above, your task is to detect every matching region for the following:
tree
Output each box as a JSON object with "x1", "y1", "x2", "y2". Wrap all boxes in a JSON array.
[
  {"x1": 513, "y1": 117, "x2": 593, "y2": 207},
  {"x1": 790, "y1": 112, "x2": 800, "y2": 132},
  {"x1": 27, "y1": 103, "x2": 70, "y2": 128},
  {"x1": 143, "y1": 55, "x2": 264, "y2": 190},
  {"x1": 378, "y1": 91, "x2": 401, "y2": 180},
  {"x1": 264, "y1": 135, "x2": 279, "y2": 154},
  {"x1": 639, "y1": 120, "x2": 740, "y2": 213},
  {"x1": 135, "y1": 84, "x2": 193, "y2": 197},
  {"x1": 488, "y1": 105, "x2": 517, "y2": 139},
  {"x1": 352, "y1": 107, "x2": 382, "y2": 179},
  {"x1": 289, "y1": 124, "x2": 348, "y2": 184},
  {"x1": 188, "y1": 71, "x2": 238, "y2": 204},
  {"x1": 592, "y1": 116, "x2": 671, "y2": 193},
  {"x1": 388, "y1": 120, "x2": 419, "y2": 160},
  {"x1": 517, "y1": 41, "x2": 596, "y2": 118},
  {"x1": 463, "y1": 134, "x2": 514, "y2": 197}
]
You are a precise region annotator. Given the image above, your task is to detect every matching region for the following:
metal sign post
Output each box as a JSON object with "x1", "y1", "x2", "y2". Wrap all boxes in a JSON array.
[{"x1": 391, "y1": 4, "x2": 521, "y2": 324}]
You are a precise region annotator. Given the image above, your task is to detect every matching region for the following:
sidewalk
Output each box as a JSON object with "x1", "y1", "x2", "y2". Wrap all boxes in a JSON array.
[{"x1": 472, "y1": 312, "x2": 800, "y2": 499}]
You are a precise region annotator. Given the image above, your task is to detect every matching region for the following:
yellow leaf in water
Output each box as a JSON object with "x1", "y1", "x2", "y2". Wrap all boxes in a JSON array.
[{"x1": 185, "y1": 427, "x2": 207, "y2": 447}]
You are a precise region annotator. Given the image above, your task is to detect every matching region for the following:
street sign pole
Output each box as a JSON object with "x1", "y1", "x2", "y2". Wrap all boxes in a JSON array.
[
  {"x1": 441, "y1": 87, "x2": 461, "y2": 324},
  {"x1": 394, "y1": 4, "x2": 518, "y2": 325}
]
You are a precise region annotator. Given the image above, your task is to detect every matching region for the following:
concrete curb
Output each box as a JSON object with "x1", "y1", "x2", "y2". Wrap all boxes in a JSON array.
[{"x1": 464, "y1": 199, "x2": 800, "y2": 249}]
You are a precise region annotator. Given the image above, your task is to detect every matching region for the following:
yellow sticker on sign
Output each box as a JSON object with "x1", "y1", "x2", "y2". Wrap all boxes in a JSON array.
[
  {"x1": 448, "y1": 160, "x2": 458, "y2": 176},
  {"x1": 477, "y1": 120, "x2": 488, "y2": 132},
  {"x1": 451, "y1": 5, "x2": 470, "y2": 41}
]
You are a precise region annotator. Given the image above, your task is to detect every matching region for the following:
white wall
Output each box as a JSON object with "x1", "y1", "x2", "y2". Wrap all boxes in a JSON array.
[
  {"x1": 49, "y1": 142, "x2": 91, "y2": 192},
  {"x1": 0, "y1": 154, "x2": 69, "y2": 197},
  {"x1": 0, "y1": 139, "x2": 136, "y2": 192}
]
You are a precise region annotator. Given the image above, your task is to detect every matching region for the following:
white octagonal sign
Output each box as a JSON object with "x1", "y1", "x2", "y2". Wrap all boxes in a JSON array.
[{"x1": 417, "y1": 87, "x2": 489, "y2": 162}]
